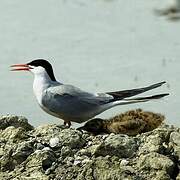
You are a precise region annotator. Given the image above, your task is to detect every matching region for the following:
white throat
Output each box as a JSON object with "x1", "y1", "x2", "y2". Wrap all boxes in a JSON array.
[{"x1": 33, "y1": 71, "x2": 52, "y2": 106}]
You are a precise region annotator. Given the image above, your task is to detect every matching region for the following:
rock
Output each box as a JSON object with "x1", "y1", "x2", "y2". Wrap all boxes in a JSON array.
[
  {"x1": 9, "y1": 148, "x2": 56, "y2": 180},
  {"x1": 177, "y1": 172, "x2": 180, "y2": 180},
  {"x1": 0, "y1": 115, "x2": 34, "y2": 131},
  {"x1": 77, "y1": 157, "x2": 138, "y2": 180},
  {"x1": 0, "y1": 113, "x2": 180, "y2": 180},
  {"x1": 138, "y1": 126, "x2": 172, "y2": 155},
  {"x1": 1, "y1": 126, "x2": 29, "y2": 142},
  {"x1": 0, "y1": 127, "x2": 33, "y2": 172},
  {"x1": 60, "y1": 146, "x2": 74, "y2": 157},
  {"x1": 94, "y1": 134, "x2": 138, "y2": 158},
  {"x1": 136, "y1": 152, "x2": 175, "y2": 179},
  {"x1": 25, "y1": 147, "x2": 56, "y2": 175},
  {"x1": 0, "y1": 147, "x2": 15, "y2": 172},
  {"x1": 34, "y1": 124, "x2": 65, "y2": 137},
  {"x1": 12, "y1": 140, "x2": 34, "y2": 164},
  {"x1": 57, "y1": 129, "x2": 86, "y2": 149},
  {"x1": 169, "y1": 131, "x2": 180, "y2": 159},
  {"x1": 49, "y1": 137, "x2": 60, "y2": 148},
  {"x1": 120, "y1": 159, "x2": 129, "y2": 166}
]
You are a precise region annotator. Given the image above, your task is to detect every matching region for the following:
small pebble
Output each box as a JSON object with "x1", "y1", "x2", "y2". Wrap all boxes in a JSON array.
[
  {"x1": 49, "y1": 137, "x2": 60, "y2": 148},
  {"x1": 36, "y1": 143, "x2": 45, "y2": 150},
  {"x1": 120, "y1": 159, "x2": 129, "y2": 166},
  {"x1": 42, "y1": 147, "x2": 51, "y2": 151},
  {"x1": 74, "y1": 160, "x2": 81, "y2": 166}
]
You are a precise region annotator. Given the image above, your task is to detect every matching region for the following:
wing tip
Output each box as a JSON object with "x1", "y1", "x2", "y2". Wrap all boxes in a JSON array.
[
  {"x1": 160, "y1": 81, "x2": 166, "y2": 85},
  {"x1": 160, "y1": 93, "x2": 170, "y2": 97},
  {"x1": 147, "y1": 93, "x2": 170, "y2": 99}
]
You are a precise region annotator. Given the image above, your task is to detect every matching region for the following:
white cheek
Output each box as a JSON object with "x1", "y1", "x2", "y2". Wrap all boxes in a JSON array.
[{"x1": 30, "y1": 66, "x2": 46, "y2": 74}]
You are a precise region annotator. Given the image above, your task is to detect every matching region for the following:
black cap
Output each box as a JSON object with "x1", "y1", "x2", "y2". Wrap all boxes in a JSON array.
[{"x1": 27, "y1": 59, "x2": 56, "y2": 81}]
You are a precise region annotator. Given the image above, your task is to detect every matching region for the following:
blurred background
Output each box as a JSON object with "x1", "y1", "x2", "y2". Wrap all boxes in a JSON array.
[{"x1": 0, "y1": 0, "x2": 179, "y2": 127}]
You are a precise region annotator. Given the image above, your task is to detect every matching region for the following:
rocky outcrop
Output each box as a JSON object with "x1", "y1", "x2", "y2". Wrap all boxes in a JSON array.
[{"x1": 0, "y1": 114, "x2": 179, "y2": 180}]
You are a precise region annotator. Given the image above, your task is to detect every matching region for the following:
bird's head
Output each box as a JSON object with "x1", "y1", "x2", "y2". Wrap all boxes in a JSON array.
[
  {"x1": 77, "y1": 118, "x2": 105, "y2": 135},
  {"x1": 11, "y1": 59, "x2": 56, "y2": 81}
]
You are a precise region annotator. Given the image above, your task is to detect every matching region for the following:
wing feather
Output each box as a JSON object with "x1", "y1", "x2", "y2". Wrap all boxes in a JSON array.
[{"x1": 41, "y1": 84, "x2": 113, "y2": 121}]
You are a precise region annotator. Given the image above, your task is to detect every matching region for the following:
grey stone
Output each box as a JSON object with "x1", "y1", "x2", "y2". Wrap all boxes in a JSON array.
[
  {"x1": 25, "y1": 147, "x2": 56, "y2": 171},
  {"x1": 60, "y1": 146, "x2": 73, "y2": 157},
  {"x1": 94, "y1": 134, "x2": 138, "y2": 158},
  {"x1": 1, "y1": 126, "x2": 29, "y2": 142},
  {"x1": 12, "y1": 140, "x2": 34, "y2": 164},
  {"x1": 169, "y1": 131, "x2": 180, "y2": 159},
  {"x1": 138, "y1": 127, "x2": 172, "y2": 155},
  {"x1": 57, "y1": 129, "x2": 86, "y2": 149},
  {"x1": 34, "y1": 124, "x2": 65, "y2": 138},
  {"x1": 137, "y1": 152, "x2": 175, "y2": 178},
  {"x1": 49, "y1": 137, "x2": 60, "y2": 148},
  {"x1": 0, "y1": 115, "x2": 34, "y2": 131},
  {"x1": 77, "y1": 157, "x2": 138, "y2": 180}
]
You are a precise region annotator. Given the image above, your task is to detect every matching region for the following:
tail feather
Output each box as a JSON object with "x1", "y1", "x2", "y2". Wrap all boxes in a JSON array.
[
  {"x1": 107, "y1": 81, "x2": 166, "y2": 100},
  {"x1": 112, "y1": 93, "x2": 169, "y2": 106},
  {"x1": 127, "y1": 93, "x2": 169, "y2": 101}
]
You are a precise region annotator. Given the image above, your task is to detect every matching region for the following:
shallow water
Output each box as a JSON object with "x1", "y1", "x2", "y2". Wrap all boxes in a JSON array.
[{"x1": 0, "y1": 0, "x2": 179, "y2": 127}]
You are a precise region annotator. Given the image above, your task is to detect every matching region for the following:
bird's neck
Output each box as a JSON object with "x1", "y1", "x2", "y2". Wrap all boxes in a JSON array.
[{"x1": 33, "y1": 73, "x2": 55, "y2": 105}]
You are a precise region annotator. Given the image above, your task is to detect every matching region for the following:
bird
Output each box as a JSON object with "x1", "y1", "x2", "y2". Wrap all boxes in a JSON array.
[
  {"x1": 77, "y1": 109, "x2": 164, "y2": 135},
  {"x1": 154, "y1": 0, "x2": 180, "y2": 20},
  {"x1": 11, "y1": 59, "x2": 169, "y2": 127}
]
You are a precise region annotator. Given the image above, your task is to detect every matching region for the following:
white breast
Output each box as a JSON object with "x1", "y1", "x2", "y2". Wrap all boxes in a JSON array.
[
  {"x1": 33, "y1": 77, "x2": 50, "y2": 106},
  {"x1": 32, "y1": 68, "x2": 54, "y2": 106}
]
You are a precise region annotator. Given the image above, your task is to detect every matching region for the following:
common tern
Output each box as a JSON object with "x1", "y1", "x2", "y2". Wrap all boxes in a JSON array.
[{"x1": 11, "y1": 59, "x2": 169, "y2": 127}]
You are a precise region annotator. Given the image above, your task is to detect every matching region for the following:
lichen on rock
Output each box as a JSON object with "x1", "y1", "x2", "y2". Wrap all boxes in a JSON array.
[
  {"x1": 0, "y1": 112, "x2": 179, "y2": 180},
  {"x1": 0, "y1": 115, "x2": 34, "y2": 131},
  {"x1": 94, "y1": 134, "x2": 138, "y2": 158}
]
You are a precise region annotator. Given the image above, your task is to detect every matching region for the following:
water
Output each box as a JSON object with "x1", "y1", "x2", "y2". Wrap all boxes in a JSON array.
[{"x1": 0, "y1": 0, "x2": 179, "y2": 127}]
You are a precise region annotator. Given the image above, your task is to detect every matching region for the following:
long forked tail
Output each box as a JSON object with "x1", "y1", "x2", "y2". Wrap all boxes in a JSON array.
[
  {"x1": 107, "y1": 81, "x2": 167, "y2": 100},
  {"x1": 127, "y1": 93, "x2": 169, "y2": 101},
  {"x1": 113, "y1": 93, "x2": 169, "y2": 106}
]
